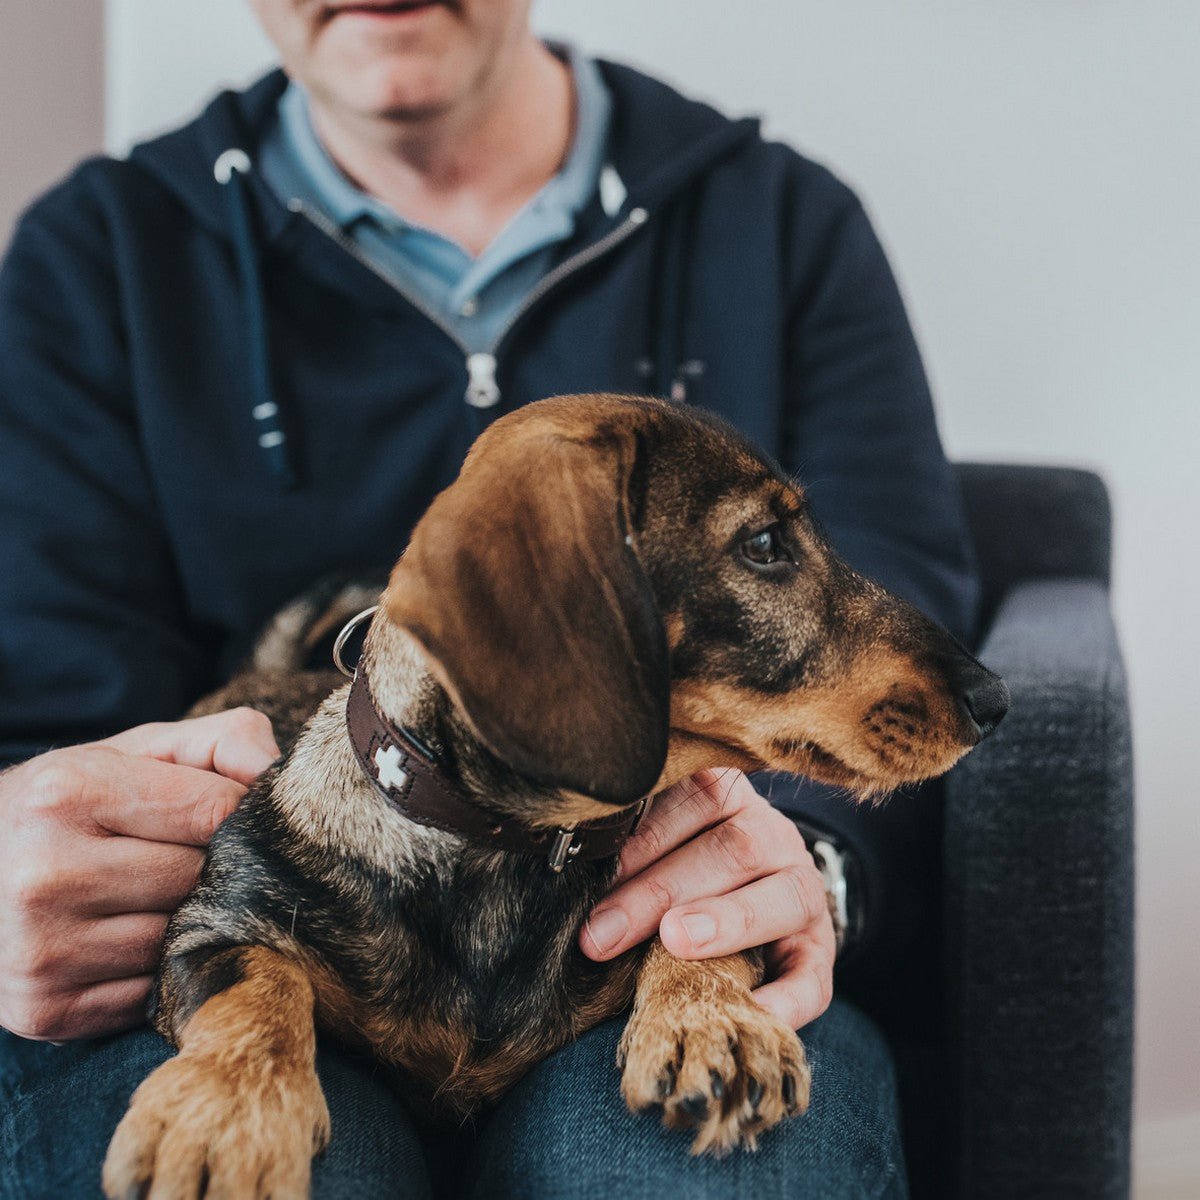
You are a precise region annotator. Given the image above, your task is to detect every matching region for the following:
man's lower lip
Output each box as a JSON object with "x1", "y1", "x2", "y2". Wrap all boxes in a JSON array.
[
  {"x1": 336, "y1": 2, "x2": 439, "y2": 12},
  {"x1": 330, "y1": 2, "x2": 443, "y2": 18}
]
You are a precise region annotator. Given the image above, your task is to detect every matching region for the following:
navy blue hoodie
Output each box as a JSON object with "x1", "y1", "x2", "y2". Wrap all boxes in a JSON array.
[{"x1": 0, "y1": 64, "x2": 978, "y2": 974}]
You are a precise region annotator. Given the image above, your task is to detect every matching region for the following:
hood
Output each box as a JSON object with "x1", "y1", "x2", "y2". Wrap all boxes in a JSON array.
[{"x1": 126, "y1": 61, "x2": 762, "y2": 244}]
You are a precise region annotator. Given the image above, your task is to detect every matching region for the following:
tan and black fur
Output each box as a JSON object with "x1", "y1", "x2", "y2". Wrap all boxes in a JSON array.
[{"x1": 104, "y1": 394, "x2": 1007, "y2": 1197}]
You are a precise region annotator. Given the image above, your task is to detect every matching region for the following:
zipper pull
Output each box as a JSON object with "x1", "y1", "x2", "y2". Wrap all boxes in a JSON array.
[{"x1": 464, "y1": 353, "x2": 501, "y2": 409}]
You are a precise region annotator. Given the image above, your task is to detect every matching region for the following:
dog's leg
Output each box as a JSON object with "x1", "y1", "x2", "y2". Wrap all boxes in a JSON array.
[
  {"x1": 102, "y1": 945, "x2": 330, "y2": 1200},
  {"x1": 618, "y1": 938, "x2": 810, "y2": 1154}
]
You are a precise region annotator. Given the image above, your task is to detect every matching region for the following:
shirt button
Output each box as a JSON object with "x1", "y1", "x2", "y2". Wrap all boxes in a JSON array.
[{"x1": 459, "y1": 297, "x2": 478, "y2": 318}]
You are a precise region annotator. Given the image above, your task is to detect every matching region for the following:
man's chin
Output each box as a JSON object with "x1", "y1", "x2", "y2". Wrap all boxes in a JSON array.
[{"x1": 313, "y1": 57, "x2": 468, "y2": 124}]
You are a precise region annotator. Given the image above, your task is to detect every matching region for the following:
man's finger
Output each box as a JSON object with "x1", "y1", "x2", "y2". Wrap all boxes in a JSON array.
[
  {"x1": 69, "y1": 747, "x2": 246, "y2": 846},
  {"x1": 19, "y1": 975, "x2": 155, "y2": 1042},
  {"x1": 100, "y1": 707, "x2": 279, "y2": 785},
  {"x1": 70, "y1": 837, "x2": 205, "y2": 914},
  {"x1": 751, "y1": 930, "x2": 837, "y2": 1031},
  {"x1": 582, "y1": 808, "x2": 796, "y2": 959},
  {"x1": 658, "y1": 866, "x2": 829, "y2": 960},
  {"x1": 616, "y1": 767, "x2": 752, "y2": 881},
  {"x1": 49, "y1": 912, "x2": 171, "y2": 987}
]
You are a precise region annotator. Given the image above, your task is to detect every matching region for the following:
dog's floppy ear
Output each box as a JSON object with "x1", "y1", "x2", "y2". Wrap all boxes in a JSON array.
[{"x1": 384, "y1": 417, "x2": 668, "y2": 806}]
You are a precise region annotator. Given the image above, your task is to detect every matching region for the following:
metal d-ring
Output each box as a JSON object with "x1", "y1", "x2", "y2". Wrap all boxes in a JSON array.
[{"x1": 332, "y1": 605, "x2": 379, "y2": 678}]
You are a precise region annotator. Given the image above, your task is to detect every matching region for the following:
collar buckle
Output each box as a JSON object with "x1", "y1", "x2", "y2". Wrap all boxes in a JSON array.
[{"x1": 548, "y1": 828, "x2": 583, "y2": 873}]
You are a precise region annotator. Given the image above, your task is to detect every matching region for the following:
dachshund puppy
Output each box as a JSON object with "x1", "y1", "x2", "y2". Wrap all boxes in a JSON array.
[{"x1": 103, "y1": 394, "x2": 1007, "y2": 1198}]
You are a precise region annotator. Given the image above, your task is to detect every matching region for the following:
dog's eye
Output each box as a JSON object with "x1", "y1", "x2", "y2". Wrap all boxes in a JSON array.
[{"x1": 741, "y1": 526, "x2": 785, "y2": 566}]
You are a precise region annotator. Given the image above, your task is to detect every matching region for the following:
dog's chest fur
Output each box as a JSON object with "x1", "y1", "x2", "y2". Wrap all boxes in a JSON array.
[{"x1": 164, "y1": 686, "x2": 639, "y2": 1111}]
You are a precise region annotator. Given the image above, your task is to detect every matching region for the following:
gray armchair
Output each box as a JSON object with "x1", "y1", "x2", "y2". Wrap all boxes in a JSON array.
[{"x1": 935, "y1": 464, "x2": 1134, "y2": 1198}]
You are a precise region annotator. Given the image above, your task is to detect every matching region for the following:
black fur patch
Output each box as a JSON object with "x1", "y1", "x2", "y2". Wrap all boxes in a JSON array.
[{"x1": 156, "y1": 945, "x2": 246, "y2": 1038}]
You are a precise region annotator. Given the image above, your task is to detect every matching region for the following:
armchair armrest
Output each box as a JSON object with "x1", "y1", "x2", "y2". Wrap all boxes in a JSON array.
[{"x1": 944, "y1": 579, "x2": 1133, "y2": 1199}]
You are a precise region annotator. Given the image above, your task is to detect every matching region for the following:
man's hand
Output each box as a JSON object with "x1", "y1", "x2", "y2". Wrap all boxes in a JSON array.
[
  {"x1": 580, "y1": 768, "x2": 836, "y2": 1031},
  {"x1": 0, "y1": 709, "x2": 279, "y2": 1042}
]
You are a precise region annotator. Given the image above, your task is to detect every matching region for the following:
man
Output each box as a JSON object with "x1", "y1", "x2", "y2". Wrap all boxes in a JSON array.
[{"x1": 0, "y1": 1, "x2": 976, "y2": 1195}]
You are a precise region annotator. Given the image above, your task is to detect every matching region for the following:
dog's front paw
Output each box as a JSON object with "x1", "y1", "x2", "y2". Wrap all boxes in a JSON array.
[
  {"x1": 618, "y1": 984, "x2": 809, "y2": 1155},
  {"x1": 102, "y1": 1049, "x2": 330, "y2": 1200}
]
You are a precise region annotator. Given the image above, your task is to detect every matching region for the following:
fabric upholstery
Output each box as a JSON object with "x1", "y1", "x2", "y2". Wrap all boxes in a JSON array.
[{"x1": 937, "y1": 465, "x2": 1133, "y2": 1199}]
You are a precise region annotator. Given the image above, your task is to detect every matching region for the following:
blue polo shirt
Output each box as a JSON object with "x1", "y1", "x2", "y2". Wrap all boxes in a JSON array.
[{"x1": 258, "y1": 46, "x2": 613, "y2": 353}]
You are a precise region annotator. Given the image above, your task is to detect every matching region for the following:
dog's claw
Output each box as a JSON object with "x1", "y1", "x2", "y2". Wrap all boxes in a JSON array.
[{"x1": 617, "y1": 945, "x2": 810, "y2": 1154}]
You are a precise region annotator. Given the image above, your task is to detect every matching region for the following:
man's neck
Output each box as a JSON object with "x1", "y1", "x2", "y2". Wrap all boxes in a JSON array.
[{"x1": 307, "y1": 37, "x2": 573, "y2": 257}]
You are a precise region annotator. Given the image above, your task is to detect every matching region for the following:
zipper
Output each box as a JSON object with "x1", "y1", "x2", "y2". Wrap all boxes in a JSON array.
[
  {"x1": 288, "y1": 199, "x2": 650, "y2": 411},
  {"x1": 485, "y1": 205, "x2": 649, "y2": 361},
  {"x1": 289, "y1": 200, "x2": 470, "y2": 353},
  {"x1": 464, "y1": 352, "x2": 501, "y2": 409}
]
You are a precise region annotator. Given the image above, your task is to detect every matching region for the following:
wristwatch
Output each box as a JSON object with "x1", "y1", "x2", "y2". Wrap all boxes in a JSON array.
[{"x1": 788, "y1": 818, "x2": 863, "y2": 957}]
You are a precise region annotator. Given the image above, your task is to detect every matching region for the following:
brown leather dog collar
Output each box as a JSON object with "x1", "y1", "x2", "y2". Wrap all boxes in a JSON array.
[{"x1": 345, "y1": 665, "x2": 651, "y2": 871}]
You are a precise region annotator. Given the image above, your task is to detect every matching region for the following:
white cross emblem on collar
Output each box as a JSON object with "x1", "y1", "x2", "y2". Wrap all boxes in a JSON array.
[{"x1": 373, "y1": 744, "x2": 409, "y2": 792}]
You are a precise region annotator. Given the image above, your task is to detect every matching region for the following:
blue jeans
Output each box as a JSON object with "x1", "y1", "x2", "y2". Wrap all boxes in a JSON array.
[{"x1": 1, "y1": 999, "x2": 907, "y2": 1198}]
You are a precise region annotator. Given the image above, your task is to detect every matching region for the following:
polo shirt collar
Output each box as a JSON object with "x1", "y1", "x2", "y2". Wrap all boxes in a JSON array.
[{"x1": 279, "y1": 42, "x2": 611, "y2": 237}]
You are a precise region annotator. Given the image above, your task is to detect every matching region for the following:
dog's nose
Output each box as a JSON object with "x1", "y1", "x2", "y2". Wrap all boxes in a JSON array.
[{"x1": 955, "y1": 666, "x2": 1010, "y2": 741}]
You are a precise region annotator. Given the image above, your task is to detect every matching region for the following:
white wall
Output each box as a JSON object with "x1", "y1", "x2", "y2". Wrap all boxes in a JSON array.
[
  {"x1": 104, "y1": 0, "x2": 1200, "y2": 1178},
  {"x1": 106, "y1": 0, "x2": 275, "y2": 154}
]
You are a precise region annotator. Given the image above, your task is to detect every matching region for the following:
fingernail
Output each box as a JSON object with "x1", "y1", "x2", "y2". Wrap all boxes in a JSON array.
[
  {"x1": 584, "y1": 908, "x2": 629, "y2": 956},
  {"x1": 679, "y1": 912, "x2": 717, "y2": 948}
]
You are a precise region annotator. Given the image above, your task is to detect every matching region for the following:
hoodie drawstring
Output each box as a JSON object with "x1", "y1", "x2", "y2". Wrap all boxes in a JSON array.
[
  {"x1": 212, "y1": 141, "x2": 705, "y2": 486},
  {"x1": 214, "y1": 148, "x2": 297, "y2": 491}
]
